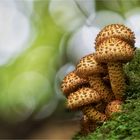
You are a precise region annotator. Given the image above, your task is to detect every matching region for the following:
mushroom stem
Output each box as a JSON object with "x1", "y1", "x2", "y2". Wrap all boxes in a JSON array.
[
  {"x1": 80, "y1": 115, "x2": 91, "y2": 135},
  {"x1": 82, "y1": 106, "x2": 107, "y2": 123},
  {"x1": 89, "y1": 75, "x2": 114, "y2": 103},
  {"x1": 80, "y1": 115, "x2": 97, "y2": 135},
  {"x1": 107, "y1": 62, "x2": 126, "y2": 100}
]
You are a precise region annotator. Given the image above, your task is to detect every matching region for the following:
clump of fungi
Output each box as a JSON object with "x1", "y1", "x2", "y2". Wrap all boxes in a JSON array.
[{"x1": 61, "y1": 24, "x2": 136, "y2": 135}]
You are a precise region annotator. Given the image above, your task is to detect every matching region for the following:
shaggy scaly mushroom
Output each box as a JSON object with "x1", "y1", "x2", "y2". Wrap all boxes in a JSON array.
[
  {"x1": 95, "y1": 24, "x2": 135, "y2": 100},
  {"x1": 76, "y1": 54, "x2": 114, "y2": 103},
  {"x1": 61, "y1": 70, "x2": 104, "y2": 133}
]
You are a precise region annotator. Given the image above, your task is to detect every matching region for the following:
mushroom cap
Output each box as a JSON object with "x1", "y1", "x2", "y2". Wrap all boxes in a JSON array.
[
  {"x1": 95, "y1": 24, "x2": 135, "y2": 47},
  {"x1": 82, "y1": 106, "x2": 107, "y2": 122},
  {"x1": 105, "y1": 100, "x2": 123, "y2": 117},
  {"x1": 61, "y1": 71, "x2": 89, "y2": 96},
  {"x1": 67, "y1": 87, "x2": 102, "y2": 109},
  {"x1": 95, "y1": 37, "x2": 135, "y2": 63},
  {"x1": 76, "y1": 54, "x2": 107, "y2": 78}
]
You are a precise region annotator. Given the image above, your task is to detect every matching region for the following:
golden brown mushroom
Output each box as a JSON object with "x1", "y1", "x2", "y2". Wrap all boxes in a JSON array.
[
  {"x1": 76, "y1": 54, "x2": 114, "y2": 103},
  {"x1": 95, "y1": 37, "x2": 135, "y2": 100},
  {"x1": 105, "y1": 100, "x2": 123, "y2": 118}
]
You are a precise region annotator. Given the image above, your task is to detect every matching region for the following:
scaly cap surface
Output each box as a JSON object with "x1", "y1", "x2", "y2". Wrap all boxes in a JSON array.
[
  {"x1": 76, "y1": 54, "x2": 107, "y2": 78},
  {"x1": 61, "y1": 71, "x2": 89, "y2": 96},
  {"x1": 95, "y1": 24, "x2": 135, "y2": 47},
  {"x1": 67, "y1": 87, "x2": 102, "y2": 109},
  {"x1": 95, "y1": 37, "x2": 135, "y2": 63}
]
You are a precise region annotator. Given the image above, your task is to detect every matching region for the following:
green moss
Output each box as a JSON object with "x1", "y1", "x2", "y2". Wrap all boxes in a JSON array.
[{"x1": 73, "y1": 49, "x2": 140, "y2": 140}]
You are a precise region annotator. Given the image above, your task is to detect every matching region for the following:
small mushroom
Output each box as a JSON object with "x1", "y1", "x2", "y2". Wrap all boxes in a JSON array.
[
  {"x1": 95, "y1": 24, "x2": 135, "y2": 47},
  {"x1": 105, "y1": 100, "x2": 123, "y2": 118},
  {"x1": 76, "y1": 54, "x2": 114, "y2": 103},
  {"x1": 61, "y1": 71, "x2": 89, "y2": 97},
  {"x1": 95, "y1": 37, "x2": 135, "y2": 100},
  {"x1": 82, "y1": 105, "x2": 107, "y2": 123},
  {"x1": 67, "y1": 87, "x2": 102, "y2": 109}
]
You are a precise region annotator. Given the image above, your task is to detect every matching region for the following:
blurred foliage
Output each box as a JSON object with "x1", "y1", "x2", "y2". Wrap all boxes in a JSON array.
[
  {"x1": 96, "y1": 0, "x2": 140, "y2": 17},
  {"x1": 0, "y1": 1, "x2": 64, "y2": 123},
  {"x1": 73, "y1": 49, "x2": 140, "y2": 140}
]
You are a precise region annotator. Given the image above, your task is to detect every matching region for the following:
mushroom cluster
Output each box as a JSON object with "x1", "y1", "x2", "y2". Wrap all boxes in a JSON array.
[{"x1": 61, "y1": 24, "x2": 136, "y2": 135}]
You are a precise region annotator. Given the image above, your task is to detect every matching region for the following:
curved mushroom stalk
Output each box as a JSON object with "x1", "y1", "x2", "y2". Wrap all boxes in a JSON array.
[
  {"x1": 80, "y1": 115, "x2": 97, "y2": 135},
  {"x1": 108, "y1": 62, "x2": 126, "y2": 100},
  {"x1": 82, "y1": 106, "x2": 107, "y2": 123},
  {"x1": 89, "y1": 76, "x2": 114, "y2": 103},
  {"x1": 80, "y1": 115, "x2": 91, "y2": 135}
]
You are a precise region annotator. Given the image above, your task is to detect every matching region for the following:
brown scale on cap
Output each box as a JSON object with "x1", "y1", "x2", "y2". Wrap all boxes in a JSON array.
[
  {"x1": 95, "y1": 37, "x2": 135, "y2": 63},
  {"x1": 67, "y1": 87, "x2": 102, "y2": 109},
  {"x1": 61, "y1": 71, "x2": 89, "y2": 97},
  {"x1": 82, "y1": 106, "x2": 107, "y2": 123},
  {"x1": 105, "y1": 100, "x2": 123, "y2": 118},
  {"x1": 95, "y1": 24, "x2": 135, "y2": 48},
  {"x1": 89, "y1": 76, "x2": 115, "y2": 103},
  {"x1": 76, "y1": 54, "x2": 107, "y2": 78}
]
